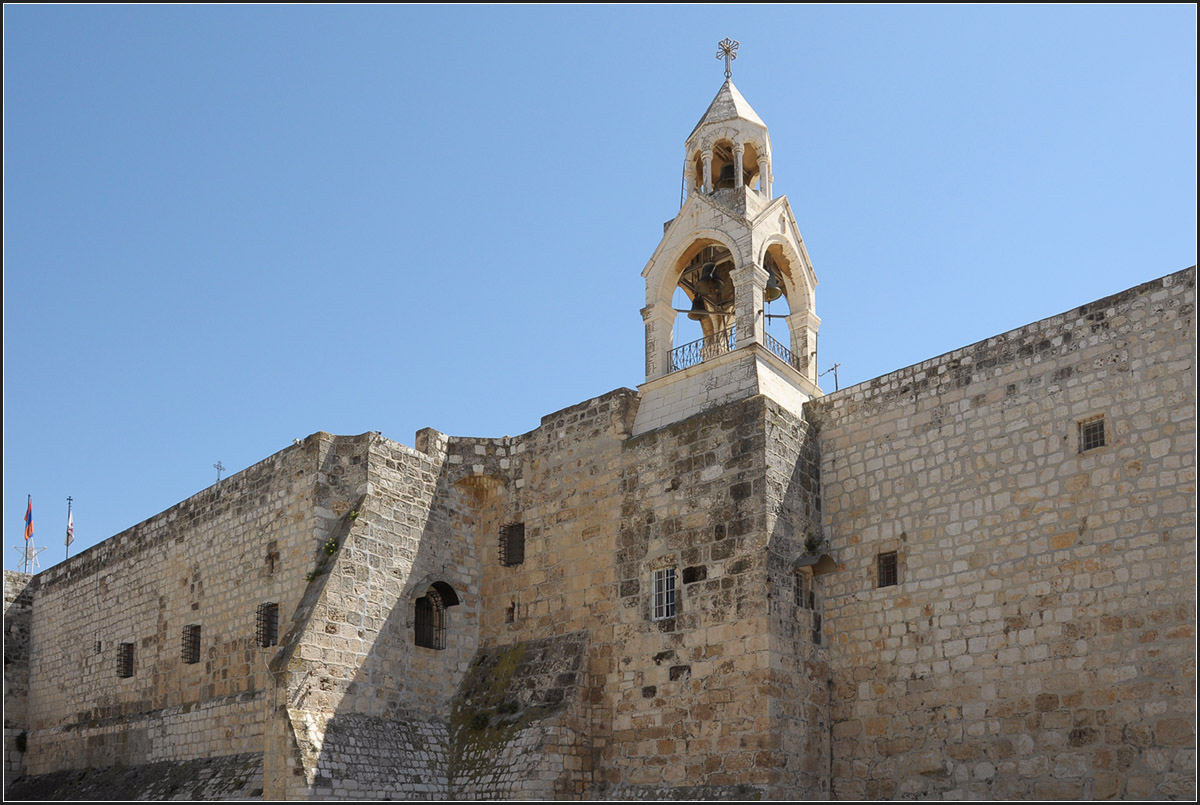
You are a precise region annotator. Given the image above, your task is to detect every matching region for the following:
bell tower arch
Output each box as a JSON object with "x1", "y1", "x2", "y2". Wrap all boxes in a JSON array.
[{"x1": 634, "y1": 54, "x2": 821, "y2": 436}]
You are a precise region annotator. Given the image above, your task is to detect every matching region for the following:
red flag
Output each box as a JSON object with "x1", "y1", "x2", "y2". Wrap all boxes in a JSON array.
[{"x1": 24, "y1": 496, "x2": 34, "y2": 541}]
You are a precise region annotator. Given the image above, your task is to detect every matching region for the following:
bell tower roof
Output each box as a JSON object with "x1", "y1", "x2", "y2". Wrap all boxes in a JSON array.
[{"x1": 688, "y1": 79, "x2": 766, "y2": 140}]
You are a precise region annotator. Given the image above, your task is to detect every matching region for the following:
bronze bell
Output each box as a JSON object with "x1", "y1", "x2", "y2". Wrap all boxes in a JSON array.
[
  {"x1": 715, "y1": 163, "x2": 737, "y2": 189},
  {"x1": 696, "y1": 262, "x2": 723, "y2": 295},
  {"x1": 687, "y1": 294, "x2": 708, "y2": 321},
  {"x1": 765, "y1": 268, "x2": 783, "y2": 303}
]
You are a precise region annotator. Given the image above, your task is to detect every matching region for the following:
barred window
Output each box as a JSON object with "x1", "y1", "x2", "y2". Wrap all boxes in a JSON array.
[
  {"x1": 795, "y1": 572, "x2": 813, "y2": 610},
  {"x1": 256, "y1": 602, "x2": 279, "y2": 648},
  {"x1": 499, "y1": 522, "x2": 525, "y2": 567},
  {"x1": 414, "y1": 581, "x2": 460, "y2": 650},
  {"x1": 1079, "y1": 416, "x2": 1106, "y2": 452},
  {"x1": 652, "y1": 568, "x2": 676, "y2": 620},
  {"x1": 117, "y1": 642, "x2": 135, "y2": 678},
  {"x1": 812, "y1": 610, "x2": 823, "y2": 645},
  {"x1": 181, "y1": 624, "x2": 201, "y2": 664},
  {"x1": 877, "y1": 552, "x2": 899, "y2": 588}
]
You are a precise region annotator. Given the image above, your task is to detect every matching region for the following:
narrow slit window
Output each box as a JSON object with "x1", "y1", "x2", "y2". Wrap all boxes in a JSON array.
[
  {"x1": 117, "y1": 642, "x2": 135, "y2": 678},
  {"x1": 181, "y1": 624, "x2": 201, "y2": 664},
  {"x1": 877, "y1": 552, "x2": 899, "y2": 588},
  {"x1": 1079, "y1": 417, "x2": 1106, "y2": 452},
  {"x1": 499, "y1": 522, "x2": 525, "y2": 567},
  {"x1": 652, "y1": 568, "x2": 676, "y2": 620},
  {"x1": 256, "y1": 602, "x2": 279, "y2": 648},
  {"x1": 812, "y1": 610, "x2": 823, "y2": 645},
  {"x1": 796, "y1": 572, "x2": 813, "y2": 610}
]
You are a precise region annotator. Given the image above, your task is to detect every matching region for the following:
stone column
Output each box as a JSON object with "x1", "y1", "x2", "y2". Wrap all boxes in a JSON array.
[
  {"x1": 787, "y1": 308, "x2": 822, "y2": 383},
  {"x1": 702, "y1": 150, "x2": 713, "y2": 194},
  {"x1": 757, "y1": 154, "x2": 771, "y2": 199},
  {"x1": 642, "y1": 302, "x2": 678, "y2": 381},
  {"x1": 733, "y1": 143, "x2": 745, "y2": 189},
  {"x1": 730, "y1": 263, "x2": 768, "y2": 351}
]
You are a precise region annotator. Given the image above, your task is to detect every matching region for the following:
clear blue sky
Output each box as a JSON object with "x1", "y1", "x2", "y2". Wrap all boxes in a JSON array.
[{"x1": 5, "y1": 5, "x2": 1196, "y2": 570}]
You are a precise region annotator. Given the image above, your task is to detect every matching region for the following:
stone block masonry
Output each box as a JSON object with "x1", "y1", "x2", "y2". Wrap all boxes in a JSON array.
[
  {"x1": 3, "y1": 268, "x2": 1192, "y2": 800},
  {"x1": 808, "y1": 267, "x2": 1195, "y2": 799}
]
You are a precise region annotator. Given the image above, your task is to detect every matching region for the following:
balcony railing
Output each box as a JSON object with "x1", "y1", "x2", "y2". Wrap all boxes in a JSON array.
[
  {"x1": 668, "y1": 325, "x2": 803, "y2": 376},
  {"x1": 671, "y1": 325, "x2": 736, "y2": 372},
  {"x1": 764, "y1": 330, "x2": 803, "y2": 372}
]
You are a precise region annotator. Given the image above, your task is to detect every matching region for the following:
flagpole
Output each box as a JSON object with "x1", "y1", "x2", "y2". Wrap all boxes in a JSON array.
[{"x1": 66, "y1": 496, "x2": 74, "y2": 560}]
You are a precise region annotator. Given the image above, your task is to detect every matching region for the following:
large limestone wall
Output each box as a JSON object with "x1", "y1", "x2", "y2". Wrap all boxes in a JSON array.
[
  {"x1": 809, "y1": 268, "x2": 1196, "y2": 799},
  {"x1": 274, "y1": 432, "x2": 469, "y2": 799},
  {"x1": 18, "y1": 432, "x2": 369, "y2": 782},
  {"x1": 604, "y1": 394, "x2": 813, "y2": 798},
  {"x1": 4, "y1": 570, "x2": 34, "y2": 787},
  {"x1": 763, "y1": 401, "x2": 831, "y2": 798}
]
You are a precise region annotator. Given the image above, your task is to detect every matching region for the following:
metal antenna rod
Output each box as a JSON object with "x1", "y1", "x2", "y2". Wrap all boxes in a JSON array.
[{"x1": 820, "y1": 363, "x2": 841, "y2": 392}]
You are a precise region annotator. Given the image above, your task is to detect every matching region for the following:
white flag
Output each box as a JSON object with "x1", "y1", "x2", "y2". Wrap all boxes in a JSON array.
[{"x1": 66, "y1": 509, "x2": 74, "y2": 547}]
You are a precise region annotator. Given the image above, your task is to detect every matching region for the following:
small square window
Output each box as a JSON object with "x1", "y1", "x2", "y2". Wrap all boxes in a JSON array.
[
  {"x1": 117, "y1": 642, "x2": 135, "y2": 678},
  {"x1": 877, "y1": 552, "x2": 898, "y2": 588},
  {"x1": 652, "y1": 568, "x2": 676, "y2": 620},
  {"x1": 181, "y1": 624, "x2": 201, "y2": 664},
  {"x1": 1079, "y1": 417, "x2": 1106, "y2": 452},
  {"x1": 499, "y1": 522, "x2": 525, "y2": 567},
  {"x1": 256, "y1": 603, "x2": 279, "y2": 648}
]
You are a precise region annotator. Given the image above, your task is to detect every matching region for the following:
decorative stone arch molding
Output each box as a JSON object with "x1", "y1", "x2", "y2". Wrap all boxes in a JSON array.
[
  {"x1": 646, "y1": 228, "x2": 746, "y2": 310},
  {"x1": 642, "y1": 227, "x2": 746, "y2": 381},
  {"x1": 756, "y1": 233, "x2": 814, "y2": 315},
  {"x1": 756, "y1": 232, "x2": 820, "y2": 383}
]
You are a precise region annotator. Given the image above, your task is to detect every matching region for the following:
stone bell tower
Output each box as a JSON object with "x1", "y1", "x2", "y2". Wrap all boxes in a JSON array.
[{"x1": 633, "y1": 43, "x2": 821, "y2": 435}]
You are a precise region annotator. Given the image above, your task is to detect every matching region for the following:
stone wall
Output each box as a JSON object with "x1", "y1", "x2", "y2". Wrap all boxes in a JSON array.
[
  {"x1": 808, "y1": 268, "x2": 1196, "y2": 799},
  {"x1": 601, "y1": 393, "x2": 822, "y2": 798},
  {"x1": 16, "y1": 432, "x2": 370, "y2": 783},
  {"x1": 4, "y1": 570, "x2": 34, "y2": 788}
]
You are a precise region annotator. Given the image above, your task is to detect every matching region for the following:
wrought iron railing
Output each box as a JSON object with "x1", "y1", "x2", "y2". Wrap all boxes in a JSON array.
[
  {"x1": 671, "y1": 325, "x2": 737, "y2": 372},
  {"x1": 764, "y1": 330, "x2": 803, "y2": 373}
]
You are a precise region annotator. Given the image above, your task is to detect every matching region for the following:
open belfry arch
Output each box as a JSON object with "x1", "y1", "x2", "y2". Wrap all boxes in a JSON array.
[{"x1": 635, "y1": 65, "x2": 821, "y2": 435}]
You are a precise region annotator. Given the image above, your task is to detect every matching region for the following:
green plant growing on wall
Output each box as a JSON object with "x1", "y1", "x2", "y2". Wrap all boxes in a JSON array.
[
  {"x1": 323, "y1": 537, "x2": 338, "y2": 555},
  {"x1": 804, "y1": 531, "x2": 825, "y2": 554}
]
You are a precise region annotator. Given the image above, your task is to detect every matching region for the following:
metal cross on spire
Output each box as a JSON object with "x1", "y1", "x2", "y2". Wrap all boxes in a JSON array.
[{"x1": 716, "y1": 38, "x2": 740, "y2": 79}]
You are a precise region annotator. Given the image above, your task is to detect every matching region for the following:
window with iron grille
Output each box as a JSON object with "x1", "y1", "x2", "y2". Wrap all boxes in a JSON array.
[
  {"x1": 256, "y1": 602, "x2": 279, "y2": 648},
  {"x1": 181, "y1": 624, "x2": 201, "y2": 664},
  {"x1": 414, "y1": 591, "x2": 446, "y2": 650},
  {"x1": 499, "y1": 522, "x2": 525, "y2": 567},
  {"x1": 812, "y1": 610, "x2": 823, "y2": 645},
  {"x1": 877, "y1": 552, "x2": 899, "y2": 588},
  {"x1": 117, "y1": 642, "x2": 135, "y2": 678},
  {"x1": 795, "y1": 572, "x2": 813, "y2": 610},
  {"x1": 1079, "y1": 416, "x2": 1106, "y2": 452},
  {"x1": 651, "y1": 568, "x2": 676, "y2": 620}
]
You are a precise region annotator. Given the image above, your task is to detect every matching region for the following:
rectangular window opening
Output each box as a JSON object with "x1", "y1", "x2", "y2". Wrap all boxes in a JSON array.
[
  {"x1": 499, "y1": 522, "x2": 525, "y2": 567},
  {"x1": 652, "y1": 568, "x2": 676, "y2": 620},
  {"x1": 414, "y1": 593, "x2": 446, "y2": 650},
  {"x1": 795, "y1": 572, "x2": 813, "y2": 610},
  {"x1": 117, "y1": 642, "x2": 135, "y2": 678},
  {"x1": 256, "y1": 602, "x2": 279, "y2": 648},
  {"x1": 877, "y1": 551, "x2": 899, "y2": 588},
  {"x1": 181, "y1": 624, "x2": 201, "y2": 664},
  {"x1": 1079, "y1": 417, "x2": 1106, "y2": 452}
]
